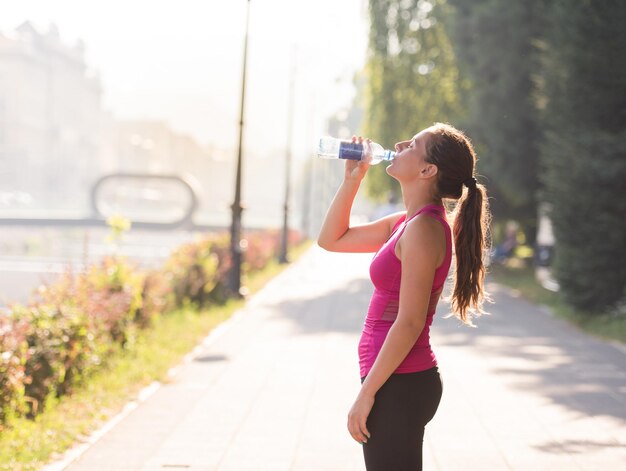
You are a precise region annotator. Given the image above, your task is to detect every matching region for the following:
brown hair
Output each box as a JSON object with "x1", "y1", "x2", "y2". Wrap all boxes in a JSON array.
[{"x1": 425, "y1": 122, "x2": 491, "y2": 326}]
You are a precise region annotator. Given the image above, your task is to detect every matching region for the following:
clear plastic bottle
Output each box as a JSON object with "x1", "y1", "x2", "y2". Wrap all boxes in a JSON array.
[{"x1": 317, "y1": 136, "x2": 395, "y2": 165}]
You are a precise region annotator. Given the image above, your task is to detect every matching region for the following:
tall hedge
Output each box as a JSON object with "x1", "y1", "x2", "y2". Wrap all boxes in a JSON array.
[
  {"x1": 446, "y1": 0, "x2": 544, "y2": 238},
  {"x1": 540, "y1": 0, "x2": 626, "y2": 311}
]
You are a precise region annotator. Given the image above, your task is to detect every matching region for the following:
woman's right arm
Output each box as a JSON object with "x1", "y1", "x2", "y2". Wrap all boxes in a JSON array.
[{"x1": 317, "y1": 141, "x2": 404, "y2": 253}]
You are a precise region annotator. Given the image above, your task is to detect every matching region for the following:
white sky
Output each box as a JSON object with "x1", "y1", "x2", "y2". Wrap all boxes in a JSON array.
[{"x1": 2, "y1": 0, "x2": 369, "y2": 162}]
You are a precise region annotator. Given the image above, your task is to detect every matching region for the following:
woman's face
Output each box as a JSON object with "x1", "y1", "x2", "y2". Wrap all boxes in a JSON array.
[{"x1": 386, "y1": 128, "x2": 434, "y2": 181}]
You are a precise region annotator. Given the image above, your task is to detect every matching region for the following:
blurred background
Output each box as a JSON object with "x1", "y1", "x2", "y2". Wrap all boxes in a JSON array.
[
  {"x1": 0, "y1": 0, "x2": 371, "y2": 307},
  {"x1": 1, "y1": 0, "x2": 625, "y2": 317}
]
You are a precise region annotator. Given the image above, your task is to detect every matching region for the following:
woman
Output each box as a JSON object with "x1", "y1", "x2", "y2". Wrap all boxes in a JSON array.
[{"x1": 317, "y1": 123, "x2": 491, "y2": 470}]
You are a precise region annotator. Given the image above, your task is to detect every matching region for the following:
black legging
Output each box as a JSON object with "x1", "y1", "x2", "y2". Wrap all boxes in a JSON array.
[{"x1": 361, "y1": 366, "x2": 443, "y2": 471}]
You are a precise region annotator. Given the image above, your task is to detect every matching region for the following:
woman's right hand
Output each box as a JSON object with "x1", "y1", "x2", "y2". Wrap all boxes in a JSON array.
[{"x1": 344, "y1": 136, "x2": 371, "y2": 182}]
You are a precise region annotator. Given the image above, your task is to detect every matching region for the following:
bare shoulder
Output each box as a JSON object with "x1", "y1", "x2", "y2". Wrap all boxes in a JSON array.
[
  {"x1": 396, "y1": 214, "x2": 445, "y2": 264},
  {"x1": 406, "y1": 213, "x2": 445, "y2": 241}
]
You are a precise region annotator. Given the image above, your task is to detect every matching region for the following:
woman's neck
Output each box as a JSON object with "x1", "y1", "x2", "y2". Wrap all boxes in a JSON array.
[{"x1": 401, "y1": 182, "x2": 441, "y2": 218}]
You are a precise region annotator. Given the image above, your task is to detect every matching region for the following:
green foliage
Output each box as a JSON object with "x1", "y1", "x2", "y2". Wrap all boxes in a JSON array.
[
  {"x1": 540, "y1": 1, "x2": 626, "y2": 311},
  {"x1": 446, "y1": 0, "x2": 544, "y2": 235},
  {"x1": 364, "y1": 0, "x2": 462, "y2": 199},
  {"x1": 136, "y1": 269, "x2": 175, "y2": 328},
  {"x1": 79, "y1": 257, "x2": 145, "y2": 346},
  {"x1": 0, "y1": 228, "x2": 303, "y2": 432},
  {"x1": 362, "y1": 0, "x2": 625, "y2": 315},
  {"x1": 3, "y1": 256, "x2": 146, "y2": 419},
  {"x1": 0, "y1": 316, "x2": 29, "y2": 427},
  {"x1": 164, "y1": 234, "x2": 232, "y2": 308},
  {"x1": 10, "y1": 302, "x2": 101, "y2": 418}
]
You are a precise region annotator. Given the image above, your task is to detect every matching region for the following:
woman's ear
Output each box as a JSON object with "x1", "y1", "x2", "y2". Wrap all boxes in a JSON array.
[{"x1": 421, "y1": 163, "x2": 438, "y2": 178}]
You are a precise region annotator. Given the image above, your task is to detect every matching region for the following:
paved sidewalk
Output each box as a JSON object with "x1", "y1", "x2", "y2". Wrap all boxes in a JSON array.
[{"x1": 49, "y1": 246, "x2": 626, "y2": 470}]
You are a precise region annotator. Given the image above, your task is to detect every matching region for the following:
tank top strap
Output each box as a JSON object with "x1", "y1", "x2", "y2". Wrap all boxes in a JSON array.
[
  {"x1": 390, "y1": 204, "x2": 446, "y2": 249},
  {"x1": 416, "y1": 204, "x2": 450, "y2": 238},
  {"x1": 419, "y1": 204, "x2": 447, "y2": 224},
  {"x1": 405, "y1": 204, "x2": 446, "y2": 224},
  {"x1": 398, "y1": 204, "x2": 449, "y2": 246},
  {"x1": 391, "y1": 214, "x2": 406, "y2": 232}
]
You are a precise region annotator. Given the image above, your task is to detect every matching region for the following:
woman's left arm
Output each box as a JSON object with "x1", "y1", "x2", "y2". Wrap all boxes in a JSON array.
[{"x1": 347, "y1": 216, "x2": 442, "y2": 444}]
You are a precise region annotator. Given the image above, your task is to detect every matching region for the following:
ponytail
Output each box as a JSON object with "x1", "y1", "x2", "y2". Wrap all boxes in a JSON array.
[
  {"x1": 425, "y1": 122, "x2": 492, "y2": 326},
  {"x1": 450, "y1": 182, "x2": 491, "y2": 326}
]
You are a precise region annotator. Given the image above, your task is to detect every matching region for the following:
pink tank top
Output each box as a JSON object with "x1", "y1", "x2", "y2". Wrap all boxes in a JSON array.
[{"x1": 358, "y1": 203, "x2": 452, "y2": 378}]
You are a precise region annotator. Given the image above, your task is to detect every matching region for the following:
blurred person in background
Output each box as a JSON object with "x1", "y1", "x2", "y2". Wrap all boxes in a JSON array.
[{"x1": 493, "y1": 220, "x2": 519, "y2": 264}]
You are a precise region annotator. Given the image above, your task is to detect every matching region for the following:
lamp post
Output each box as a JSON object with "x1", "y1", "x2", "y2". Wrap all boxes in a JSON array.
[
  {"x1": 279, "y1": 46, "x2": 296, "y2": 264},
  {"x1": 230, "y1": 0, "x2": 251, "y2": 296}
]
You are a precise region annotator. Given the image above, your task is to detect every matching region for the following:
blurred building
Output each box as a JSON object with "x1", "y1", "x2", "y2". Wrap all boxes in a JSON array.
[
  {"x1": 0, "y1": 22, "x2": 103, "y2": 213},
  {"x1": 0, "y1": 21, "x2": 304, "y2": 229}
]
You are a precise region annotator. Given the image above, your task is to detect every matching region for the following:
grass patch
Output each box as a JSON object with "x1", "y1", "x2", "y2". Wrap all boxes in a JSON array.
[
  {"x1": 0, "y1": 241, "x2": 313, "y2": 471},
  {"x1": 489, "y1": 263, "x2": 626, "y2": 345}
]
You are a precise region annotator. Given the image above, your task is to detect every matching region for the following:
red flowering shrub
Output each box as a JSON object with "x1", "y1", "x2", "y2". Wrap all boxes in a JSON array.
[
  {"x1": 9, "y1": 301, "x2": 102, "y2": 417},
  {"x1": 164, "y1": 233, "x2": 232, "y2": 308},
  {"x1": 243, "y1": 230, "x2": 280, "y2": 272},
  {"x1": 135, "y1": 269, "x2": 175, "y2": 328},
  {"x1": 0, "y1": 228, "x2": 306, "y2": 428},
  {"x1": 75, "y1": 256, "x2": 144, "y2": 346},
  {"x1": 243, "y1": 228, "x2": 304, "y2": 271},
  {"x1": 0, "y1": 314, "x2": 29, "y2": 428},
  {"x1": 12, "y1": 256, "x2": 145, "y2": 417}
]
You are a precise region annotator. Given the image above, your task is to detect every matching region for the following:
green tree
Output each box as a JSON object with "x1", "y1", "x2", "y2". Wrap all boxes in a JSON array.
[
  {"x1": 446, "y1": 0, "x2": 544, "y2": 240},
  {"x1": 363, "y1": 0, "x2": 462, "y2": 200},
  {"x1": 540, "y1": 1, "x2": 626, "y2": 311}
]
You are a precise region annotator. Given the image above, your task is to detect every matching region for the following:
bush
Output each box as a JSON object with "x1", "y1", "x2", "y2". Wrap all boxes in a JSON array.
[
  {"x1": 7, "y1": 256, "x2": 146, "y2": 417},
  {"x1": 0, "y1": 314, "x2": 28, "y2": 428},
  {"x1": 540, "y1": 2, "x2": 626, "y2": 312},
  {"x1": 76, "y1": 256, "x2": 145, "y2": 346},
  {"x1": 135, "y1": 269, "x2": 175, "y2": 328},
  {"x1": 10, "y1": 302, "x2": 99, "y2": 417},
  {"x1": 0, "y1": 228, "x2": 305, "y2": 429},
  {"x1": 164, "y1": 233, "x2": 231, "y2": 309},
  {"x1": 244, "y1": 230, "x2": 280, "y2": 272},
  {"x1": 244, "y1": 229, "x2": 304, "y2": 272}
]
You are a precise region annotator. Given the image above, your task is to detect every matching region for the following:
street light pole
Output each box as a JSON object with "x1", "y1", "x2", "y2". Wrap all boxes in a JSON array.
[
  {"x1": 230, "y1": 0, "x2": 251, "y2": 296},
  {"x1": 279, "y1": 46, "x2": 296, "y2": 264}
]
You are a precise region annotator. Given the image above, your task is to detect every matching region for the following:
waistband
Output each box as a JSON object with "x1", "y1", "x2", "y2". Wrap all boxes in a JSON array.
[{"x1": 361, "y1": 365, "x2": 439, "y2": 383}]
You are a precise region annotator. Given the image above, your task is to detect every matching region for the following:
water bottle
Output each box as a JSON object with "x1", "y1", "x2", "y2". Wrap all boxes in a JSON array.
[{"x1": 317, "y1": 136, "x2": 395, "y2": 165}]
